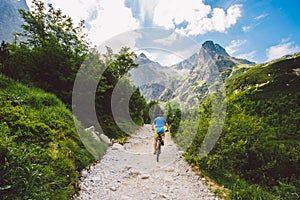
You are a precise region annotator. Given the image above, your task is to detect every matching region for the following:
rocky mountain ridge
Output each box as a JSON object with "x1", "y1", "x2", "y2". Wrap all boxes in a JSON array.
[{"x1": 130, "y1": 41, "x2": 255, "y2": 106}]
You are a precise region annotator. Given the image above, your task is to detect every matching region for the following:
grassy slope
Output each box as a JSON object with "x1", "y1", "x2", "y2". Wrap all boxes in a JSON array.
[
  {"x1": 0, "y1": 74, "x2": 104, "y2": 199},
  {"x1": 183, "y1": 53, "x2": 300, "y2": 199},
  {"x1": 224, "y1": 54, "x2": 300, "y2": 198}
]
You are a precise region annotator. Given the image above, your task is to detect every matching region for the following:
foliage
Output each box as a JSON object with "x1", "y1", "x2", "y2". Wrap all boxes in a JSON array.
[
  {"x1": 166, "y1": 101, "x2": 181, "y2": 137},
  {"x1": 72, "y1": 47, "x2": 146, "y2": 138},
  {"x1": 144, "y1": 100, "x2": 159, "y2": 123},
  {"x1": 95, "y1": 47, "x2": 144, "y2": 137},
  {"x1": 175, "y1": 55, "x2": 300, "y2": 199},
  {"x1": 0, "y1": 0, "x2": 89, "y2": 105},
  {"x1": 130, "y1": 88, "x2": 148, "y2": 126},
  {"x1": 0, "y1": 74, "x2": 102, "y2": 199},
  {"x1": 0, "y1": 1, "x2": 149, "y2": 199},
  {"x1": 0, "y1": 0, "x2": 147, "y2": 140}
]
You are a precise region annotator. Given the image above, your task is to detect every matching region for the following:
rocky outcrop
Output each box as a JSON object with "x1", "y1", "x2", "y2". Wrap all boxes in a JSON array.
[{"x1": 85, "y1": 126, "x2": 112, "y2": 146}]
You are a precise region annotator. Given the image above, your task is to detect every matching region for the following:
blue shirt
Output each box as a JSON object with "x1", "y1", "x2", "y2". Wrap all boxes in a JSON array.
[{"x1": 154, "y1": 117, "x2": 166, "y2": 128}]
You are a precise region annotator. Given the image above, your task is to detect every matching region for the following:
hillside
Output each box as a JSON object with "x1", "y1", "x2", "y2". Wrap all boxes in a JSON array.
[
  {"x1": 172, "y1": 53, "x2": 300, "y2": 199},
  {"x1": 0, "y1": 74, "x2": 106, "y2": 199}
]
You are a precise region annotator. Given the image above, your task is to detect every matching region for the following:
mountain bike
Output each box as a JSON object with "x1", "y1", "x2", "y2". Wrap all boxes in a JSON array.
[{"x1": 156, "y1": 134, "x2": 163, "y2": 162}]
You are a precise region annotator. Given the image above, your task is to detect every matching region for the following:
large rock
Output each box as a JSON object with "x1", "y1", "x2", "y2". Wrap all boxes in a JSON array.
[
  {"x1": 99, "y1": 133, "x2": 112, "y2": 146},
  {"x1": 85, "y1": 126, "x2": 101, "y2": 142},
  {"x1": 85, "y1": 126, "x2": 112, "y2": 145},
  {"x1": 112, "y1": 143, "x2": 124, "y2": 151}
]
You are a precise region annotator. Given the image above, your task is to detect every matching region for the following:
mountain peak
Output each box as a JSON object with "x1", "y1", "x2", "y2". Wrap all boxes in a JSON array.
[
  {"x1": 201, "y1": 40, "x2": 228, "y2": 56},
  {"x1": 139, "y1": 52, "x2": 147, "y2": 58},
  {"x1": 135, "y1": 52, "x2": 163, "y2": 67},
  {"x1": 136, "y1": 52, "x2": 152, "y2": 65}
]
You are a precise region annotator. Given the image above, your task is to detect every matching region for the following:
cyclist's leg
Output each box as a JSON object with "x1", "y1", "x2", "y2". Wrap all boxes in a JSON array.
[
  {"x1": 161, "y1": 133, "x2": 165, "y2": 145},
  {"x1": 153, "y1": 132, "x2": 158, "y2": 154}
]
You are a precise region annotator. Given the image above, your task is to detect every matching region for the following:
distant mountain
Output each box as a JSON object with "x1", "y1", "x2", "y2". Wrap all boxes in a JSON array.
[
  {"x1": 130, "y1": 53, "x2": 188, "y2": 101},
  {"x1": 130, "y1": 53, "x2": 168, "y2": 87},
  {"x1": 170, "y1": 52, "x2": 198, "y2": 70},
  {"x1": 201, "y1": 40, "x2": 229, "y2": 57},
  {"x1": 130, "y1": 40, "x2": 254, "y2": 106},
  {"x1": 170, "y1": 40, "x2": 255, "y2": 107},
  {"x1": 0, "y1": 0, "x2": 29, "y2": 42}
]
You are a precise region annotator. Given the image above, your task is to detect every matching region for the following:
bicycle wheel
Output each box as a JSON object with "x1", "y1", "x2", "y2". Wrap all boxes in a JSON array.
[{"x1": 156, "y1": 141, "x2": 161, "y2": 162}]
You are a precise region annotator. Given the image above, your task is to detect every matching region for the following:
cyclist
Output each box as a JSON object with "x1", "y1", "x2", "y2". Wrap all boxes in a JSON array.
[{"x1": 152, "y1": 112, "x2": 170, "y2": 155}]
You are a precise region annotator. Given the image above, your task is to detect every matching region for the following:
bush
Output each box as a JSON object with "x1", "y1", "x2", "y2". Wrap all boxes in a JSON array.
[
  {"x1": 178, "y1": 56, "x2": 300, "y2": 199},
  {"x1": 0, "y1": 75, "x2": 102, "y2": 199}
]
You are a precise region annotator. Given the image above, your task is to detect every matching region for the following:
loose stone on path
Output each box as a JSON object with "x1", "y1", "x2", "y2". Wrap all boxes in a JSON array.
[{"x1": 73, "y1": 125, "x2": 220, "y2": 200}]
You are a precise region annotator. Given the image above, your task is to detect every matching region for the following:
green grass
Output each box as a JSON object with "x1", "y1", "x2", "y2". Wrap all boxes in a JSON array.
[
  {"x1": 0, "y1": 74, "x2": 106, "y2": 199},
  {"x1": 173, "y1": 54, "x2": 300, "y2": 199}
]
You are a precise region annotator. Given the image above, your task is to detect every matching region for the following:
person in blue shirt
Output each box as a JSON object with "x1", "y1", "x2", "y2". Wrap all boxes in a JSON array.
[{"x1": 152, "y1": 112, "x2": 170, "y2": 155}]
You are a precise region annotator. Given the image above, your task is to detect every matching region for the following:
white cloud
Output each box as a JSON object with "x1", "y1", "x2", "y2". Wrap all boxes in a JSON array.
[
  {"x1": 255, "y1": 13, "x2": 268, "y2": 20},
  {"x1": 135, "y1": 49, "x2": 181, "y2": 66},
  {"x1": 242, "y1": 26, "x2": 251, "y2": 32},
  {"x1": 266, "y1": 41, "x2": 300, "y2": 61},
  {"x1": 138, "y1": 49, "x2": 194, "y2": 66},
  {"x1": 97, "y1": 30, "x2": 141, "y2": 54},
  {"x1": 25, "y1": 0, "x2": 33, "y2": 9},
  {"x1": 27, "y1": 0, "x2": 100, "y2": 24},
  {"x1": 156, "y1": 52, "x2": 186, "y2": 66},
  {"x1": 226, "y1": 40, "x2": 246, "y2": 55},
  {"x1": 153, "y1": 0, "x2": 242, "y2": 35},
  {"x1": 88, "y1": 0, "x2": 139, "y2": 45},
  {"x1": 26, "y1": 0, "x2": 140, "y2": 45},
  {"x1": 225, "y1": 4, "x2": 242, "y2": 29},
  {"x1": 153, "y1": 32, "x2": 181, "y2": 46},
  {"x1": 25, "y1": 0, "x2": 243, "y2": 65},
  {"x1": 235, "y1": 51, "x2": 256, "y2": 61},
  {"x1": 135, "y1": 31, "x2": 200, "y2": 66},
  {"x1": 139, "y1": 0, "x2": 160, "y2": 24},
  {"x1": 226, "y1": 40, "x2": 256, "y2": 61}
]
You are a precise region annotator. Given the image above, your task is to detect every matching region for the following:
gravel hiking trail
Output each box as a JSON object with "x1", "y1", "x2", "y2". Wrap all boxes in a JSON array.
[{"x1": 74, "y1": 125, "x2": 220, "y2": 200}]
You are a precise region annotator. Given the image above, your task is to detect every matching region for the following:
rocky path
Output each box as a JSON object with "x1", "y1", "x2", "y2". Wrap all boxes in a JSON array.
[{"x1": 74, "y1": 125, "x2": 220, "y2": 200}]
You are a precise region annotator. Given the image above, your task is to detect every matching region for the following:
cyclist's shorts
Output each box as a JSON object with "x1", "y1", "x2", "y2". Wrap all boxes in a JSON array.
[{"x1": 154, "y1": 127, "x2": 165, "y2": 138}]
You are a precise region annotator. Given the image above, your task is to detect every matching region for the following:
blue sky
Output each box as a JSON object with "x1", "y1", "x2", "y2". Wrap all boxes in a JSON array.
[{"x1": 26, "y1": 0, "x2": 300, "y2": 65}]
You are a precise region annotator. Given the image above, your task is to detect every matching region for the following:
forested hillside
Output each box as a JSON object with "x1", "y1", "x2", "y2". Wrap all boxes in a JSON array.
[
  {"x1": 0, "y1": 0, "x2": 148, "y2": 139},
  {"x1": 0, "y1": 74, "x2": 104, "y2": 199},
  {"x1": 0, "y1": 1, "x2": 148, "y2": 199},
  {"x1": 168, "y1": 54, "x2": 300, "y2": 199}
]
